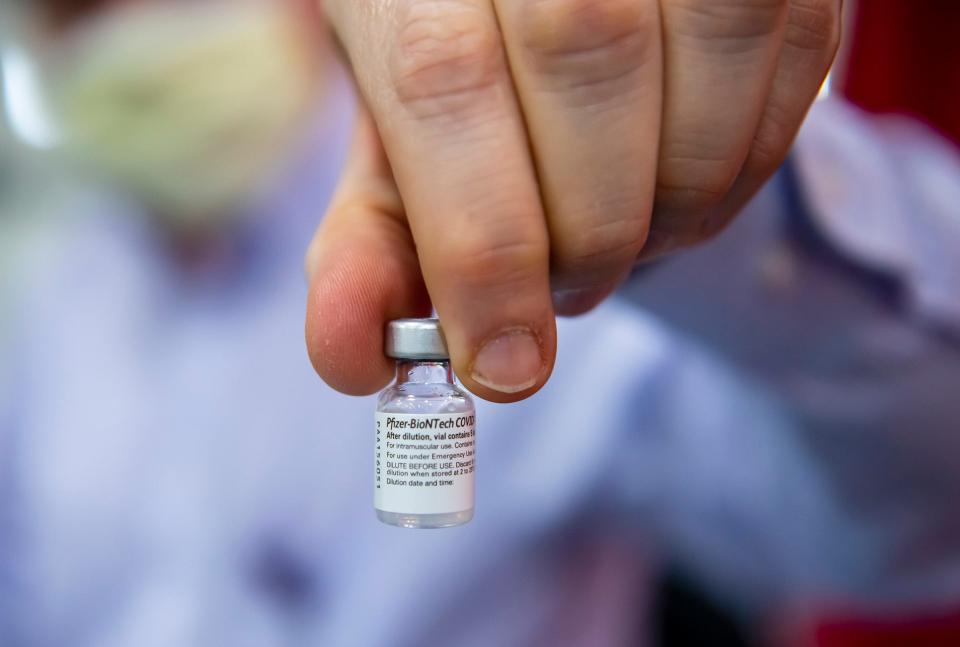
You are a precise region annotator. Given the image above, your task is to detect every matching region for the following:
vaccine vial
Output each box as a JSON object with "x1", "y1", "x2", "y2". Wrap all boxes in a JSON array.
[{"x1": 376, "y1": 319, "x2": 476, "y2": 529}]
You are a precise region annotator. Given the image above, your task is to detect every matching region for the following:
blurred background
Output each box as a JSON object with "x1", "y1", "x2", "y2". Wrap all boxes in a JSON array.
[{"x1": 2, "y1": 1, "x2": 960, "y2": 646}]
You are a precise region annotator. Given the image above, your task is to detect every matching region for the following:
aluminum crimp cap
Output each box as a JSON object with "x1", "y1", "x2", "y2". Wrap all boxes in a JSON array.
[{"x1": 385, "y1": 318, "x2": 450, "y2": 360}]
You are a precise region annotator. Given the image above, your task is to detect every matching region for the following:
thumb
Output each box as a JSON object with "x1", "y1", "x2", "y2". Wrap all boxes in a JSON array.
[{"x1": 305, "y1": 105, "x2": 431, "y2": 395}]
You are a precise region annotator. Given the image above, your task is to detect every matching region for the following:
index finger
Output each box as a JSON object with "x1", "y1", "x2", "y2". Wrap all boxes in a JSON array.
[{"x1": 326, "y1": 0, "x2": 556, "y2": 401}]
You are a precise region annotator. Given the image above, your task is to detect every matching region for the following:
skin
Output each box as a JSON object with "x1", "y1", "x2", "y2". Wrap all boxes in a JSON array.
[
  {"x1": 38, "y1": 0, "x2": 842, "y2": 403},
  {"x1": 36, "y1": 0, "x2": 327, "y2": 256},
  {"x1": 306, "y1": 0, "x2": 843, "y2": 402}
]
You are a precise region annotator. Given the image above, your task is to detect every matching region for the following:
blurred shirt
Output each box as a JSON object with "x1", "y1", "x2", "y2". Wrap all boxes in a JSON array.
[
  {"x1": 628, "y1": 99, "x2": 960, "y2": 612},
  {"x1": 1, "y1": 97, "x2": 958, "y2": 647}
]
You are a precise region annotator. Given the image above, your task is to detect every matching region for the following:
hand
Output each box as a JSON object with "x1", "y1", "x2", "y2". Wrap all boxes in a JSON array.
[{"x1": 306, "y1": 0, "x2": 841, "y2": 402}]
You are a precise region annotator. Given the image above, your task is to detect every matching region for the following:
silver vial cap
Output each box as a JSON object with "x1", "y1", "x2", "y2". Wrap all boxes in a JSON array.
[{"x1": 385, "y1": 318, "x2": 450, "y2": 360}]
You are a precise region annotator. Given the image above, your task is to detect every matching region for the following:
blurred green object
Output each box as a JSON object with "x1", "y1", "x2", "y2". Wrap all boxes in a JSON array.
[
  {"x1": 1, "y1": 0, "x2": 324, "y2": 239},
  {"x1": 46, "y1": 0, "x2": 319, "y2": 227},
  {"x1": 0, "y1": 118, "x2": 80, "y2": 353}
]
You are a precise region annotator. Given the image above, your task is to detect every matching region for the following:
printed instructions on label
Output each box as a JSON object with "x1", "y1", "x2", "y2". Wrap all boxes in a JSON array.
[{"x1": 375, "y1": 412, "x2": 476, "y2": 515}]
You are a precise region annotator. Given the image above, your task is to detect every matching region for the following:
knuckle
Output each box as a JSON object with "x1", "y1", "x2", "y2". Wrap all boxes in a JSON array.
[
  {"x1": 656, "y1": 161, "x2": 736, "y2": 217},
  {"x1": 748, "y1": 128, "x2": 789, "y2": 175},
  {"x1": 520, "y1": 0, "x2": 657, "y2": 90},
  {"x1": 554, "y1": 215, "x2": 649, "y2": 280},
  {"x1": 391, "y1": 0, "x2": 504, "y2": 118},
  {"x1": 748, "y1": 104, "x2": 794, "y2": 172},
  {"x1": 785, "y1": 0, "x2": 842, "y2": 54},
  {"x1": 440, "y1": 233, "x2": 548, "y2": 290},
  {"x1": 668, "y1": 0, "x2": 789, "y2": 49}
]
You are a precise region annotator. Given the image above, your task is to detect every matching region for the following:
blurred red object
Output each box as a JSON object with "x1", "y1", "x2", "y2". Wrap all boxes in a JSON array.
[
  {"x1": 772, "y1": 604, "x2": 960, "y2": 647},
  {"x1": 842, "y1": 0, "x2": 960, "y2": 147},
  {"x1": 812, "y1": 606, "x2": 960, "y2": 647}
]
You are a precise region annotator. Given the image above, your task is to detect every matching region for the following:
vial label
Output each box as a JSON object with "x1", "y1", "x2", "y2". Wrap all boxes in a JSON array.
[{"x1": 375, "y1": 412, "x2": 476, "y2": 515}]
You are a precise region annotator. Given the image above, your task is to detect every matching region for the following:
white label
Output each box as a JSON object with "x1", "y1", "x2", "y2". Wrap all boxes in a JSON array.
[{"x1": 375, "y1": 412, "x2": 476, "y2": 515}]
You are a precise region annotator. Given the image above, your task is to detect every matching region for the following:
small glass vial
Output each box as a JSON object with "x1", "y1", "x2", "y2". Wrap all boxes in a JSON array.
[{"x1": 376, "y1": 319, "x2": 476, "y2": 529}]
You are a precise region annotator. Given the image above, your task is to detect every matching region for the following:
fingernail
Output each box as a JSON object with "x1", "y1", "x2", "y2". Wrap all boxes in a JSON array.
[
  {"x1": 552, "y1": 287, "x2": 608, "y2": 316},
  {"x1": 471, "y1": 328, "x2": 544, "y2": 394},
  {"x1": 637, "y1": 230, "x2": 676, "y2": 261}
]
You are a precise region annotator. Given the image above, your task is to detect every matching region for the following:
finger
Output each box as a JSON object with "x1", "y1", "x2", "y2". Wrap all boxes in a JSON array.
[
  {"x1": 698, "y1": 0, "x2": 843, "y2": 238},
  {"x1": 642, "y1": 0, "x2": 790, "y2": 259},
  {"x1": 327, "y1": 0, "x2": 556, "y2": 401},
  {"x1": 305, "y1": 106, "x2": 431, "y2": 396},
  {"x1": 493, "y1": 0, "x2": 663, "y2": 315}
]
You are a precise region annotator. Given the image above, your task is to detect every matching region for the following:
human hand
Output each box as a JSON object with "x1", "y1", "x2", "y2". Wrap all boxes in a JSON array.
[{"x1": 306, "y1": 0, "x2": 840, "y2": 402}]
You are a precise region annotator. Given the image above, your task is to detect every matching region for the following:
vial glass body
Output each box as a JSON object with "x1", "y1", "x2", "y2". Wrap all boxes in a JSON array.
[{"x1": 375, "y1": 360, "x2": 476, "y2": 529}]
